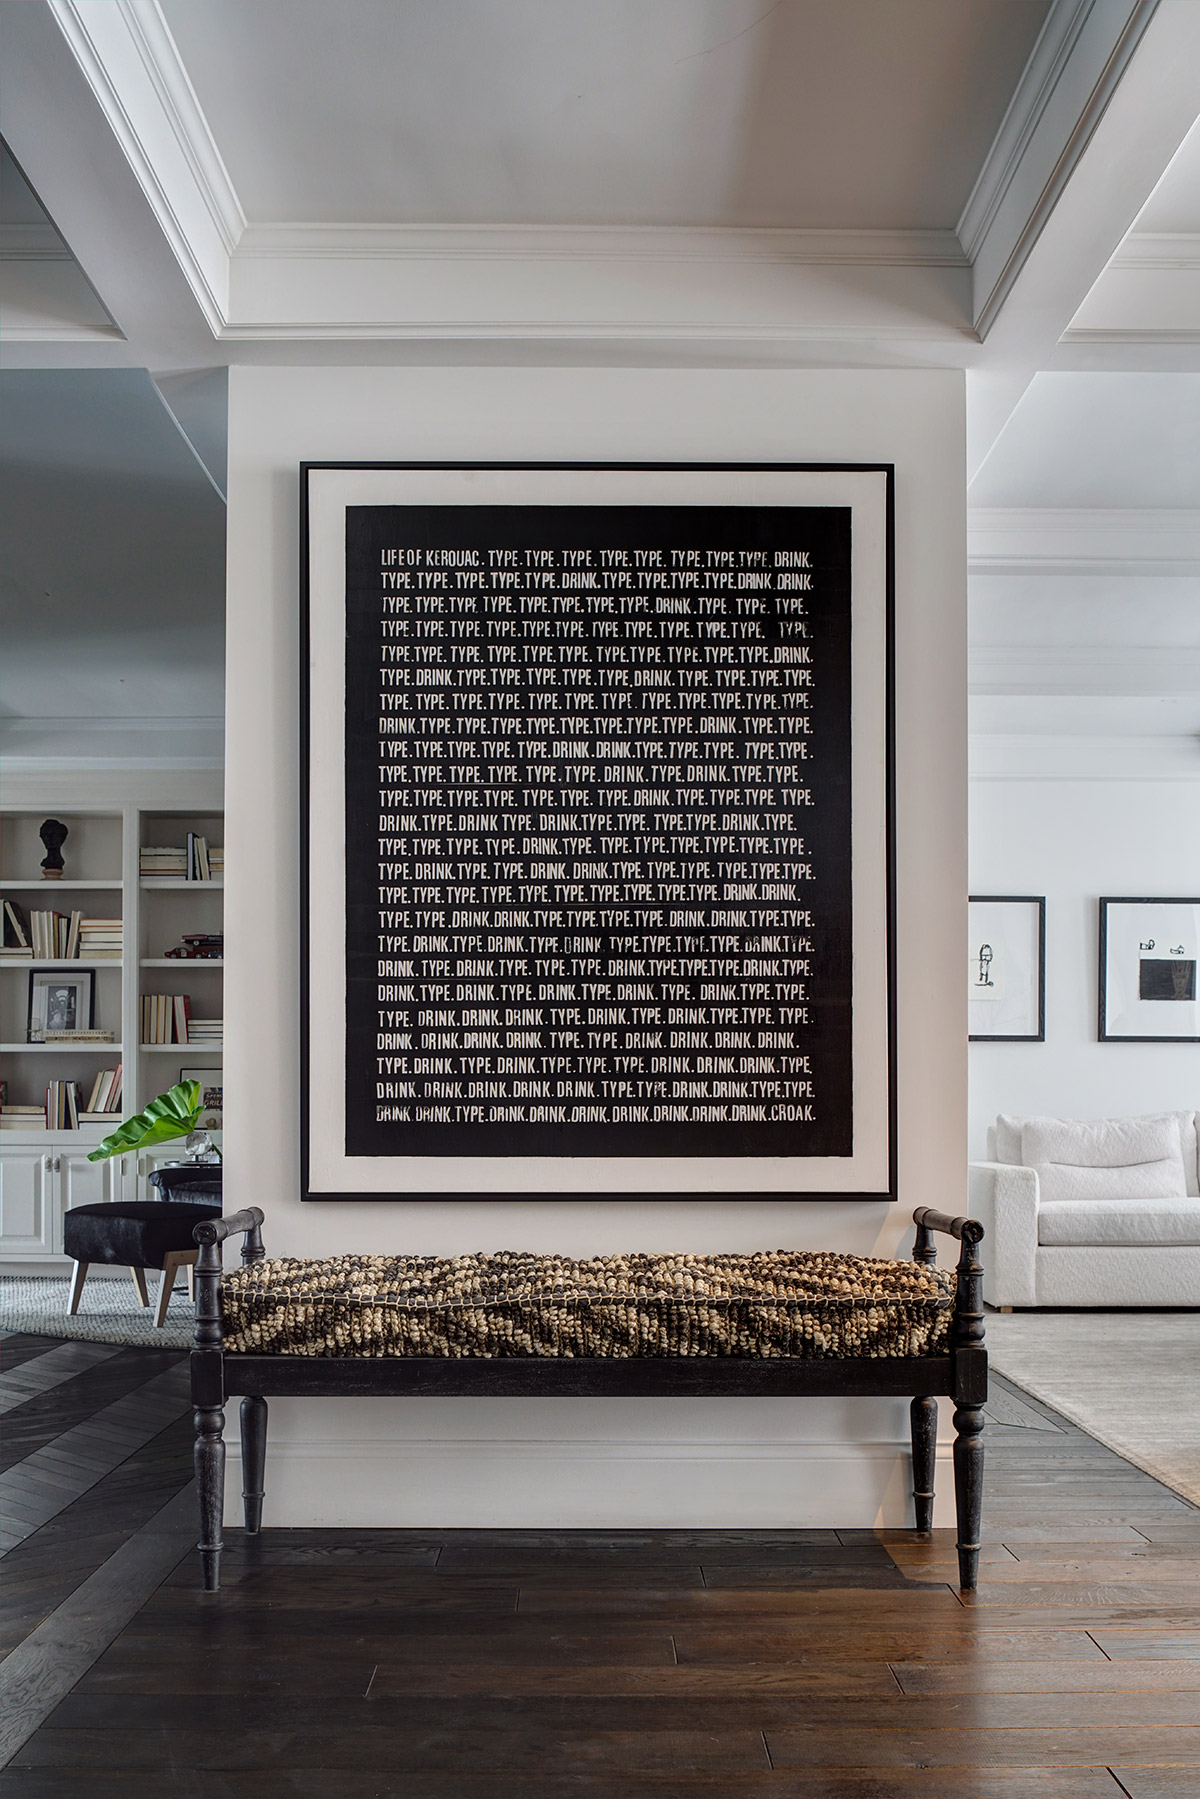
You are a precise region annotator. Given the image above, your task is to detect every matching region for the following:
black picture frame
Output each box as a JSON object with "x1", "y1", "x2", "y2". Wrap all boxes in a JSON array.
[
  {"x1": 27, "y1": 968, "x2": 95, "y2": 1042},
  {"x1": 1099, "y1": 897, "x2": 1200, "y2": 1043},
  {"x1": 967, "y1": 896, "x2": 1046, "y2": 1043},
  {"x1": 301, "y1": 462, "x2": 896, "y2": 1202}
]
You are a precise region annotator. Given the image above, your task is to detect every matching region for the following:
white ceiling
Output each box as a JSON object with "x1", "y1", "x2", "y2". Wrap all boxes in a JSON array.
[
  {"x1": 159, "y1": 0, "x2": 1049, "y2": 229},
  {"x1": 970, "y1": 373, "x2": 1200, "y2": 509}
]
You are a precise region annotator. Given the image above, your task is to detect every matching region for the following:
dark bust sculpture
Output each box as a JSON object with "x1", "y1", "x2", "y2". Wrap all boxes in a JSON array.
[{"x1": 39, "y1": 818, "x2": 68, "y2": 879}]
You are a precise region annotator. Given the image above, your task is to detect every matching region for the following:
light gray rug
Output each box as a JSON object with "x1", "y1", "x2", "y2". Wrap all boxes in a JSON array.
[
  {"x1": 0, "y1": 1277, "x2": 193, "y2": 1350},
  {"x1": 988, "y1": 1309, "x2": 1200, "y2": 1507}
]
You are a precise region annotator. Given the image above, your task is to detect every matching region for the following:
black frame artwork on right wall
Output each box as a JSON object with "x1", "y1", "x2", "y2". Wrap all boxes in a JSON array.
[{"x1": 1099, "y1": 897, "x2": 1200, "y2": 1043}]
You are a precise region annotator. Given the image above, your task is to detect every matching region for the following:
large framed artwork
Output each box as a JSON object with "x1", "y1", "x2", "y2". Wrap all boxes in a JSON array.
[
  {"x1": 968, "y1": 896, "x2": 1045, "y2": 1042},
  {"x1": 1099, "y1": 897, "x2": 1200, "y2": 1042},
  {"x1": 302, "y1": 463, "x2": 895, "y2": 1201}
]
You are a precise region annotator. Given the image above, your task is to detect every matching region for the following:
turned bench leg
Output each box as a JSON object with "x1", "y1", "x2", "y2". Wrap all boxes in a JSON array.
[
  {"x1": 241, "y1": 1395, "x2": 267, "y2": 1533},
  {"x1": 194, "y1": 1399, "x2": 225, "y2": 1591},
  {"x1": 910, "y1": 1395, "x2": 937, "y2": 1535},
  {"x1": 953, "y1": 1399, "x2": 985, "y2": 1590}
]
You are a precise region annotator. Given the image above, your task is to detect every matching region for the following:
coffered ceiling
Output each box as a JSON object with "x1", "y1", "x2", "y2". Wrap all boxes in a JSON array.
[{"x1": 0, "y1": 1, "x2": 1197, "y2": 767}]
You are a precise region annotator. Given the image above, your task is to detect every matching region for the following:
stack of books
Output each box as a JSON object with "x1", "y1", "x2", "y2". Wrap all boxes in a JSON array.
[
  {"x1": 81, "y1": 1064, "x2": 123, "y2": 1119},
  {"x1": 78, "y1": 918, "x2": 122, "y2": 959},
  {"x1": 28, "y1": 909, "x2": 84, "y2": 958},
  {"x1": 186, "y1": 833, "x2": 215, "y2": 881},
  {"x1": 45, "y1": 1081, "x2": 80, "y2": 1130},
  {"x1": 141, "y1": 846, "x2": 187, "y2": 879},
  {"x1": 209, "y1": 845, "x2": 224, "y2": 878},
  {"x1": 2, "y1": 900, "x2": 32, "y2": 958},
  {"x1": 141, "y1": 994, "x2": 193, "y2": 1044},
  {"x1": 165, "y1": 932, "x2": 222, "y2": 959},
  {"x1": 0, "y1": 1105, "x2": 47, "y2": 1132},
  {"x1": 186, "y1": 1017, "x2": 223, "y2": 1048}
]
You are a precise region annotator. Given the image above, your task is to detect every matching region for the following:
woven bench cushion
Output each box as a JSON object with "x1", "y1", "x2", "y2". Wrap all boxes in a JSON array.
[{"x1": 220, "y1": 1250, "x2": 954, "y2": 1359}]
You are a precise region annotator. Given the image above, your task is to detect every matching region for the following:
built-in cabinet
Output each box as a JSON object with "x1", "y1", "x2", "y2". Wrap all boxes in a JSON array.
[{"x1": 0, "y1": 780, "x2": 223, "y2": 1264}]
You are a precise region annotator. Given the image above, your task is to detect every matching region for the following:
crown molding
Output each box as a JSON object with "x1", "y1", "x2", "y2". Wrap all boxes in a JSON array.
[
  {"x1": 1112, "y1": 232, "x2": 1200, "y2": 269},
  {"x1": 957, "y1": 0, "x2": 1095, "y2": 264},
  {"x1": 970, "y1": 644, "x2": 1200, "y2": 695},
  {"x1": 45, "y1": 0, "x2": 244, "y2": 331},
  {"x1": 961, "y1": 0, "x2": 1162, "y2": 339},
  {"x1": 970, "y1": 731, "x2": 1200, "y2": 780},
  {"x1": 235, "y1": 223, "x2": 969, "y2": 268},
  {"x1": 968, "y1": 508, "x2": 1200, "y2": 574},
  {"x1": 0, "y1": 223, "x2": 72, "y2": 259}
]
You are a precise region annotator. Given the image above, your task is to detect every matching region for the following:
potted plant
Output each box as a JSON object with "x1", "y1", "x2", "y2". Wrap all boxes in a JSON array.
[{"x1": 87, "y1": 1079, "x2": 221, "y2": 1166}]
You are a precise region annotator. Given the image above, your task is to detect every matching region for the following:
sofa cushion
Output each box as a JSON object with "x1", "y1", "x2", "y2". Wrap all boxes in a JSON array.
[
  {"x1": 220, "y1": 1250, "x2": 954, "y2": 1360},
  {"x1": 995, "y1": 1114, "x2": 1023, "y2": 1165},
  {"x1": 1021, "y1": 1115, "x2": 1187, "y2": 1204},
  {"x1": 1039, "y1": 1198, "x2": 1200, "y2": 1248}
]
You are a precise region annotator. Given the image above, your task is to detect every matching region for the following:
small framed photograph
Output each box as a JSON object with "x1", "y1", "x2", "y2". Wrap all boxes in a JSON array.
[
  {"x1": 1099, "y1": 898, "x2": 1200, "y2": 1042},
  {"x1": 27, "y1": 969, "x2": 95, "y2": 1043},
  {"x1": 180, "y1": 1068, "x2": 222, "y2": 1128},
  {"x1": 968, "y1": 897, "x2": 1045, "y2": 1042}
]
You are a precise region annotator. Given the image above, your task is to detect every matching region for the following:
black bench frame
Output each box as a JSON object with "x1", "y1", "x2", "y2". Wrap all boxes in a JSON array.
[{"x1": 191, "y1": 1207, "x2": 986, "y2": 1591}]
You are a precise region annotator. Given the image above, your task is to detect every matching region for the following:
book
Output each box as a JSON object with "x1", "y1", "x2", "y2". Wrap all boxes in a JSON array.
[
  {"x1": 43, "y1": 1029, "x2": 115, "y2": 1043},
  {"x1": 3, "y1": 899, "x2": 30, "y2": 949},
  {"x1": 173, "y1": 994, "x2": 192, "y2": 1044}
]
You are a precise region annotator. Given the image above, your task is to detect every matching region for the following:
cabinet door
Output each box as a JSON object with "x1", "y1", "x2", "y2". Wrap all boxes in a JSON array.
[
  {"x1": 0, "y1": 1147, "x2": 55, "y2": 1257},
  {"x1": 60, "y1": 1147, "x2": 123, "y2": 1232}
]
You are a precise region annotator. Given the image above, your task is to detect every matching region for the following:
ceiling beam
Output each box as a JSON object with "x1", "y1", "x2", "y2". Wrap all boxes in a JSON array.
[
  {"x1": 964, "y1": 0, "x2": 1200, "y2": 481},
  {"x1": 0, "y1": 0, "x2": 236, "y2": 364}
]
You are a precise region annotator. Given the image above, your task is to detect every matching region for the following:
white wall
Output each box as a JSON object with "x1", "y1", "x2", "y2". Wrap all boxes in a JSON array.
[
  {"x1": 224, "y1": 365, "x2": 967, "y2": 1526},
  {"x1": 969, "y1": 773, "x2": 1200, "y2": 1159}
]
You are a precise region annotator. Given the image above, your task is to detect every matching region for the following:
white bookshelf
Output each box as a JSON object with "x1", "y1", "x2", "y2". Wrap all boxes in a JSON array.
[{"x1": 0, "y1": 788, "x2": 223, "y2": 1260}]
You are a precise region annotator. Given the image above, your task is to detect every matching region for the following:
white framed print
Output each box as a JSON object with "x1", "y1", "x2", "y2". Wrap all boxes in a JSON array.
[
  {"x1": 968, "y1": 897, "x2": 1045, "y2": 1042},
  {"x1": 1099, "y1": 898, "x2": 1200, "y2": 1042},
  {"x1": 301, "y1": 461, "x2": 896, "y2": 1202}
]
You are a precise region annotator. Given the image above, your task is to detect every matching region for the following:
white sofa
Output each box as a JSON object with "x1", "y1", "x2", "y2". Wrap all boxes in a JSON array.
[{"x1": 968, "y1": 1111, "x2": 1200, "y2": 1309}]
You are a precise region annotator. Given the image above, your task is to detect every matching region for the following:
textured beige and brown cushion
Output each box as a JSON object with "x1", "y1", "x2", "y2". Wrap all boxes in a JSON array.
[{"x1": 220, "y1": 1250, "x2": 954, "y2": 1359}]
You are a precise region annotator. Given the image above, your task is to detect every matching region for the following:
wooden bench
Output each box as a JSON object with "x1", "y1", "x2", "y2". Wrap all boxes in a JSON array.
[{"x1": 190, "y1": 1207, "x2": 987, "y2": 1590}]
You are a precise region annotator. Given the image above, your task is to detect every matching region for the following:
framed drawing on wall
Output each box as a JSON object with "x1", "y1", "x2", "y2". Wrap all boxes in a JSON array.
[
  {"x1": 302, "y1": 462, "x2": 895, "y2": 1201},
  {"x1": 968, "y1": 896, "x2": 1045, "y2": 1042},
  {"x1": 1099, "y1": 897, "x2": 1200, "y2": 1042}
]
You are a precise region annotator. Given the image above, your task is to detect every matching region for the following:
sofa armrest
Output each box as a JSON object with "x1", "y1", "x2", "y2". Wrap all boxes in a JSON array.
[{"x1": 968, "y1": 1162, "x2": 1039, "y2": 1308}]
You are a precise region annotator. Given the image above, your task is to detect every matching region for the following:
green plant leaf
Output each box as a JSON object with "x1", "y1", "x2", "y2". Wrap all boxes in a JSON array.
[{"x1": 87, "y1": 1080, "x2": 203, "y2": 1163}]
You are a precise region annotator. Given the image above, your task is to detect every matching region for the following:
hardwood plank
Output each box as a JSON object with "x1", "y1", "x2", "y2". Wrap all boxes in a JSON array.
[
  {"x1": 11, "y1": 1724, "x2": 772, "y2": 1774},
  {"x1": 1090, "y1": 1633, "x2": 1200, "y2": 1659},
  {"x1": 1110, "y1": 1774, "x2": 1200, "y2": 1798},
  {"x1": 673, "y1": 1628, "x2": 1109, "y2": 1663},
  {"x1": 893, "y1": 1659, "x2": 1200, "y2": 1693},
  {"x1": 43, "y1": 1688, "x2": 1200, "y2": 1733},
  {"x1": 82, "y1": 1627, "x2": 679, "y2": 1671},
  {"x1": 765, "y1": 1725, "x2": 1200, "y2": 1769},
  {"x1": 366, "y1": 1661, "x2": 903, "y2": 1698},
  {"x1": 514, "y1": 1585, "x2": 964, "y2": 1618},
  {"x1": 0, "y1": 1770, "x2": 1139, "y2": 1799}
]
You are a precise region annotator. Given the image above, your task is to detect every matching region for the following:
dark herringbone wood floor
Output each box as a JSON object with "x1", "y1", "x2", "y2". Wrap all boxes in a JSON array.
[{"x1": 2, "y1": 1328, "x2": 1199, "y2": 1796}]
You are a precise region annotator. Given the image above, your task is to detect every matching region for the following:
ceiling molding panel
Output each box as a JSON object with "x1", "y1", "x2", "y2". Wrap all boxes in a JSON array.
[
  {"x1": 968, "y1": 507, "x2": 1200, "y2": 575},
  {"x1": 44, "y1": 0, "x2": 244, "y2": 328},
  {"x1": 225, "y1": 229, "x2": 972, "y2": 348}
]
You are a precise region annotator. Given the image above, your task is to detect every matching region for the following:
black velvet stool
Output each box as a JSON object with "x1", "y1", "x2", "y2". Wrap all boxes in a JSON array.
[{"x1": 64, "y1": 1166, "x2": 222, "y2": 1328}]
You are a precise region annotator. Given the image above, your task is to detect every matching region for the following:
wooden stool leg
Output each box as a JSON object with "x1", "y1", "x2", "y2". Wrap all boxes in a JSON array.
[
  {"x1": 953, "y1": 1400, "x2": 985, "y2": 1591},
  {"x1": 129, "y1": 1266, "x2": 150, "y2": 1307},
  {"x1": 241, "y1": 1395, "x2": 268, "y2": 1533},
  {"x1": 68, "y1": 1261, "x2": 89, "y2": 1315},
  {"x1": 910, "y1": 1394, "x2": 937, "y2": 1535},
  {"x1": 156, "y1": 1253, "x2": 181, "y2": 1328}
]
